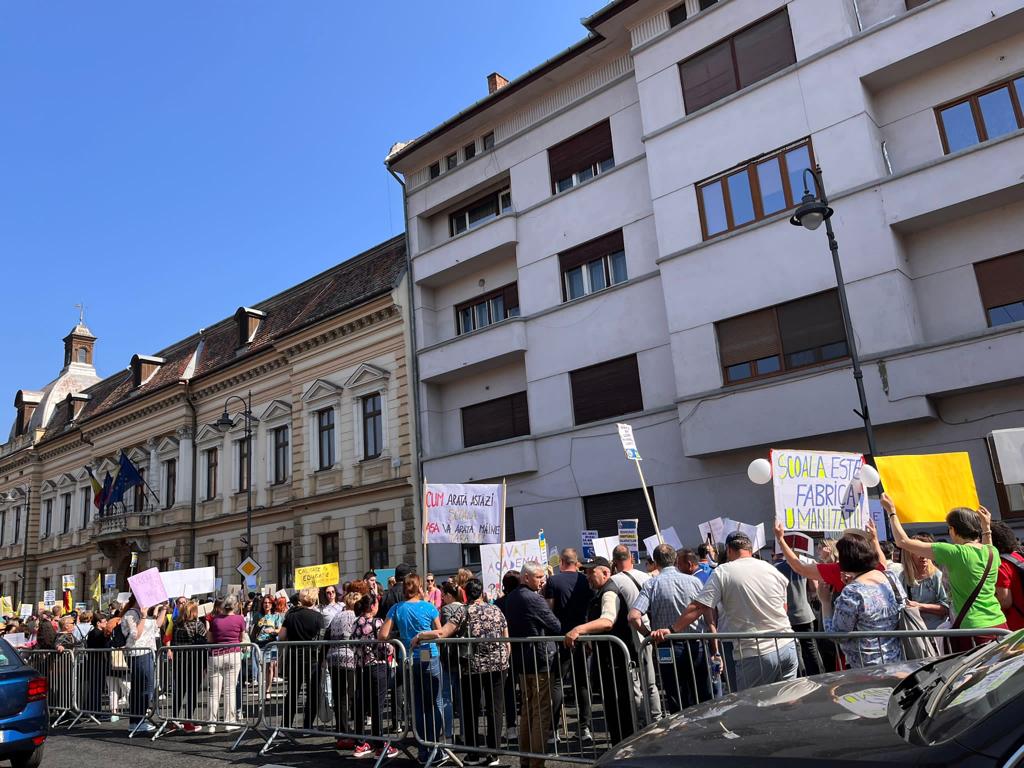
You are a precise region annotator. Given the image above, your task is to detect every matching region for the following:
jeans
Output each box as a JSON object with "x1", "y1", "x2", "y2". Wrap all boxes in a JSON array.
[
  {"x1": 733, "y1": 641, "x2": 799, "y2": 691},
  {"x1": 413, "y1": 657, "x2": 443, "y2": 760},
  {"x1": 791, "y1": 621, "x2": 825, "y2": 676},
  {"x1": 208, "y1": 652, "x2": 242, "y2": 724},
  {"x1": 551, "y1": 645, "x2": 592, "y2": 732},
  {"x1": 659, "y1": 639, "x2": 712, "y2": 714},
  {"x1": 127, "y1": 651, "x2": 154, "y2": 725},
  {"x1": 439, "y1": 660, "x2": 455, "y2": 738}
]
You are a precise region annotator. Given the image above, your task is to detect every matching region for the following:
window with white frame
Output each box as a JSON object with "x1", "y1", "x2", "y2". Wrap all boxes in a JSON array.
[
  {"x1": 448, "y1": 187, "x2": 512, "y2": 237},
  {"x1": 559, "y1": 230, "x2": 628, "y2": 302}
]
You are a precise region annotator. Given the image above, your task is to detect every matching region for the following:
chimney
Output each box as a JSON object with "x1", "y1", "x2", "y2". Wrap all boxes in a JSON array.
[
  {"x1": 487, "y1": 72, "x2": 510, "y2": 95},
  {"x1": 130, "y1": 354, "x2": 166, "y2": 388}
]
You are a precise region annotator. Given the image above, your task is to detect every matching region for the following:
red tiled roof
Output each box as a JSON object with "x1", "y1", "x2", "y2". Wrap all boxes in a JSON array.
[{"x1": 44, "y1": 235, "x2": 406, "y2": 435}]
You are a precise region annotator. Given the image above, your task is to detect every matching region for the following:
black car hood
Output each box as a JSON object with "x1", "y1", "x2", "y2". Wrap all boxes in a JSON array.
[{"x1": 598, "y1": 662, "x2": 942, "y2": 766}]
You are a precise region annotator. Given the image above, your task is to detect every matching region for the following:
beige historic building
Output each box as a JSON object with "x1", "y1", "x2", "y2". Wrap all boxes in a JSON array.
[{"x1": 0, "y1": 235, "x2": 417, "y2": 605}]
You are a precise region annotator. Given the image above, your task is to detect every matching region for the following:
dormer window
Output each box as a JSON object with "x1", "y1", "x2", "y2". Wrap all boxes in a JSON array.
[
  {"x1": 235, "y1": 307, "x2": 266, "y2": 348},
  {"x1": 130, "y1": 355, "x2": 166, "y2": 388},
  {"x1": 65, "y1": 393, "x2": 90, "y2": 421}
]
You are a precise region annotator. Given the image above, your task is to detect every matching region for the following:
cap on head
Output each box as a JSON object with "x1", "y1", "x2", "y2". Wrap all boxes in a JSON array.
[{"x1": 581, "y1": 556, "x2": 612, "y2": 571}]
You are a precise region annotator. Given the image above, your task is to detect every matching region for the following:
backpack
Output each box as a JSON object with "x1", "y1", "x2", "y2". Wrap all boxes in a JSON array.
[{"x1": 109, "y1": 620, "x2": 128, "y2": 649}]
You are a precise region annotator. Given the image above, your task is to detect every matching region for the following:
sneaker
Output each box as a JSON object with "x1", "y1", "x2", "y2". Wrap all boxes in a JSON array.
[
  {"x1": 206, "y1": 724, "x2": 216, "y2": 734},
  {"x1": 376, "y1": 746, "x2": 399, "y2": 760},
  {"x1": 109, "y1": 715, "x2": 120, "y2": 723},
  {"x1": 486, "y1": 757, "x2": 500, "y2": 767},
  {"x1": 182, "y1": 722, "x2": 200, "y2": 734},
  {"x1": 581, "y1": 726, "x2": 594, "y2": 743},
  {"x1": 336, "y1": 738, "x2": 357, "y2": 750},
  {"x1": 353, "y1": 743, "x2": 374, "y2": 759},
  {"x1": 224, "y1": 725, "x2": 241, "y2": 732}
]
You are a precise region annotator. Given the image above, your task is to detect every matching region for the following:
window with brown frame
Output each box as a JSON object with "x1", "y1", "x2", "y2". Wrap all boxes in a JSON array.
[
  {"x1": 455, "y1": 283, "x2": 520, "y2": 335},
  {"x1": 697, "y1": 138, "x2": 815, "y2": 239},
  {"x1": 560, "y1": 230, "x2": 627, "y2": 301},
  {"x1": 936, "y1": 75, "x2": 1024, "y2": 154},
  {"x1": 548, "y1": 120, "x2": 615, "y2": 194},
  {"x1": 570, "y1": 354, "x2": 643, "y2": 425},
  {"x1": 462, "y1": 391, "x2": 530, "y2": 448},
  {"x1": 679, "y1": 9, "x2": 796, "y2": 113},
  {"x1": 715, "y1": 289, "x2": 849, "y2": 384},
  {"x1": 974, "y1": 251, "x2": 1024, "y2": 327},
  {"x1": 448, "y1": 187, "x2": 512, "y2": 237}
]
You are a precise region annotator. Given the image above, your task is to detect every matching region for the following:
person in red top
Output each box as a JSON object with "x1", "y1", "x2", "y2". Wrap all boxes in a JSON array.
[
  {"x1": 992, "y1": 521, "x2": 1024, "y2": 631},
  {"x1": 774, "y1": 520, "x2": 886, "y2": 594}
]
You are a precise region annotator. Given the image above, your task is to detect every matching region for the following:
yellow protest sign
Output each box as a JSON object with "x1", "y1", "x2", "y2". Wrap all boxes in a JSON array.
[
  {"x1": 875, "y1": 452, "x2": 979, "y2": 523},
  {"x1": 0, "y1": 596, "x2": 12, "y2": 615},
  {"x1": 294, "y1": 562, "x2": 339, "y2": 589}
]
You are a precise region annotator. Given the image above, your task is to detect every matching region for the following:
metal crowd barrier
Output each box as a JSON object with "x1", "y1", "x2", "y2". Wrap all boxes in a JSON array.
[
  {"x1": 151, "y1": 642, "x2": 264, "y2": 749},
  {"x1": 258, "y1": 639, "x2": 409, "y2": 760},
  {"x1": 637, "y1": 628, "x2": 1012, "y2": 724},
  {"x1": 412, "y1": 635, "x2": 637, "y2": 767},
  {"x1": 20, "y1": 649, "x2": 77, "y2": 726}
]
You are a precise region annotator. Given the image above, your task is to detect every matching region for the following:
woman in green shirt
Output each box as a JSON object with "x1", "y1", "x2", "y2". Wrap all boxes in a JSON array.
[{"x1": 885, "y1": 493, "x2": 1005, "y2": 652}]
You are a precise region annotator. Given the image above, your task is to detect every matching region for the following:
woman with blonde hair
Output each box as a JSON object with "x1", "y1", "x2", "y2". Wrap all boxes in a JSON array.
[{"x1": 899, "y1": 532, "x2": 950, "y2": 630}]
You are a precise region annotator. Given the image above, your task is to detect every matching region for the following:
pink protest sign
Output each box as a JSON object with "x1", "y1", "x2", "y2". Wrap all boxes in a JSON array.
[{"x1": 128, "y1": 567, "x2": 169, "y2": 609}]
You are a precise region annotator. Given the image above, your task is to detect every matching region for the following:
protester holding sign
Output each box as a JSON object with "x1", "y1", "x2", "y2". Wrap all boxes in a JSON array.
[
  {"x1": 121, "y1": 593, "x2": 165, "y2": 732},
  {"x1": 885, "y1": 493, "x2": 1005, "y2": 652}
]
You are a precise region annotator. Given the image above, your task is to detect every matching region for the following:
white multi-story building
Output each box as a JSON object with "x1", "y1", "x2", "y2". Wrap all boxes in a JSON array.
[{"x1": 388, "y1": 0, "x2": 1024, "y2": 571}]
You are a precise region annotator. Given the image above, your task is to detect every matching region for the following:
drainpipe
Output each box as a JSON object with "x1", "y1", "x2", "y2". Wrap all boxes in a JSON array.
[
  {"x1": 387, "y1": 164, "x2": 426, "y2": 573},
  {"x1": 184, "y1": 381, "x2": 198, "y2": 568}
]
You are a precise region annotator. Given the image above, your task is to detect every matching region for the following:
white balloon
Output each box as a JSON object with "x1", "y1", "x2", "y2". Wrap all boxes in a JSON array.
[
  {"x1": 861, "y1": 464, "x2": 881, "y2": 489},
  {"x1": 747, "y1": 458, "x2": 772, "y2": 485}
]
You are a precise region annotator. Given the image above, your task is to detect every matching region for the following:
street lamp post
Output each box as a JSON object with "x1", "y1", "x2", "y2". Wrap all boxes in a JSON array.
[
  {"x1": 790, "y1": 166, "x2": 886, "y2": 525},
  {"x1": 217, "y1": 391, "x2": 253, "y2": 561}
]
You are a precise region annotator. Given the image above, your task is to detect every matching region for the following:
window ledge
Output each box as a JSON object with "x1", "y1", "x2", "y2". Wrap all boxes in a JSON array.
[
  {"x1": 417, "y1": 212, "x2": 516, "y2": 260},
  {"x1": 513, "y1": 154, "x2": 646, "y2": 222},
  {"x1": 419, "y1": 271, "x2": 660, "y2": 356}
]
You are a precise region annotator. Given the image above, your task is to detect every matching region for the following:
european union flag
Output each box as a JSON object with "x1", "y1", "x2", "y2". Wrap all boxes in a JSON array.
[{"x1": 107, "y1": 452, "x2": 144, "y2": 507}]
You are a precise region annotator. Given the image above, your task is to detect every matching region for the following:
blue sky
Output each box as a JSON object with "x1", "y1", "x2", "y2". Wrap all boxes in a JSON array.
[{"x1": 0, "y1": 1, "x2": 600, "y2": 416}]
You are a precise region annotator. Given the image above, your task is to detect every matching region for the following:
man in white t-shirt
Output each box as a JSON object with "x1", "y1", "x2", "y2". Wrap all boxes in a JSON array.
[
  {"x1": 610, "y1": 545, "x2": 661, "y2": 722},
  {"x1": 655, "y1": 531, "x2": 796, "y2": 691}
]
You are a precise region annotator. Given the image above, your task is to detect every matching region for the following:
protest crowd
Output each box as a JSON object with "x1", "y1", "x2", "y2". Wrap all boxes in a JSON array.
[{"x1": 9, "y1": 492, "x2": 1024, "y2": 766}]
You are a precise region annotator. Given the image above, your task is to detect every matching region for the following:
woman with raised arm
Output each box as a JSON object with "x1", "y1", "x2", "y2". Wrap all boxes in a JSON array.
[{"x1": 884, "y1": 493, "x2": 1005, "y2": 652}]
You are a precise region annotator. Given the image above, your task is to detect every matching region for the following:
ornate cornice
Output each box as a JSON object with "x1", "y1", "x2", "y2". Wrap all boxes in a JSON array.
[{"x1": 281, "y1": 305, "x2": 399, "y2": 358}]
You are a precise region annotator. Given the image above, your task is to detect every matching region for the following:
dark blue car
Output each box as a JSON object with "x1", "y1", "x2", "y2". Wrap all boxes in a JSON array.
[{"x1": 0, "y1": 639, "x2": 48, "y2": 768}]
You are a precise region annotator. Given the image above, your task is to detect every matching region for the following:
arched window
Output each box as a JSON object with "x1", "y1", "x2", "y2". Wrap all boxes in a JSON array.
[{"x1": 77, "y1": 347, "x2": 87, "y2": 363}]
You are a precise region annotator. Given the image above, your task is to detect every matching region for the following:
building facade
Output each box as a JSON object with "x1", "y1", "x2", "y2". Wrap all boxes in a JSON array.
[
  {"x1": 388, "y1": 0, "x2": 1024, "y2": 572},
  {"x1": 0, "y1": 236, "x2": 417, "y2": 605}
]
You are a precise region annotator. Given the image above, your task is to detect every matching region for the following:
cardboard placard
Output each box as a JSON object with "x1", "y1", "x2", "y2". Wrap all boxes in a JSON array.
[
  {"x1": 772, "y1": 449, "x2": 868, "y2": 531},
  {"x1": 294, "y1": 563, "x2": 340, "y2": 590},
  {"x1": 424, "y1": 483, "x2": 502, "y2": 544},
  {"x1": 874, "y1": 452, "x2": 979, "y2": 523}
]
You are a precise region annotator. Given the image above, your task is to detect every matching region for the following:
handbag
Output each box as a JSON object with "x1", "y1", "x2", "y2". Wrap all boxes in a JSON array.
[
  {"x1": 951, "y1": 547, "x2": 995, "y2": 630},
  {"x1": 883, "y1": 570, "x2": 937, "y2": 660}
]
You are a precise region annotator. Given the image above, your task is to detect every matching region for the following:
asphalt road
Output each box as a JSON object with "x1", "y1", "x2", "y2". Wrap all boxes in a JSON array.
[{"x1": 42, "y1": 724, "x2": 585, "y2": 768}]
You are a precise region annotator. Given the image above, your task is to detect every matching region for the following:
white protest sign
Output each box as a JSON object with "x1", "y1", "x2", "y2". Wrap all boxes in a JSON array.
[
  {"x1": 617, "y1": 519, "x2": 640, "y2": 561},
  {"x1": 591, "y1": 535, "x2": 619, "y2": 560},
  {"x1": 197, "y1": 602, "x2": 214, "y2": 618},
  {"x1": 698, "y1": 517, "x2": 729, "y2": 546},
  {"x1": 424, "y1": 483, "x2": 502, "y2": 544},
  {"x1": 771, "y1": 449, "x2": 868, "y2": 531},
  {"x1": 43, "y1": 590, "x2": 56, "y2": 607},
  {"x1": 777, "y1": 531, "x2": 815, "y2": 557},
  {"x1": 4, "y1": 633, "x2": 27, "y2": 647},
  {"x1": 581, "y1": 530, "x2": 598, "y2": 560},
  {"x1": 644, "y1": 526, "x2": 683, "y2": 559},
  {"x1": 115, "y1": 592, "x2": 131, "y2": 605},
  {"x1": 19, "y1": 604, "x2": 32, "y2": 619},
  {"x1": 616, "y1": 423, "x2": 641, "y2": 461},
  {"x1": 480, "y1": 538, "x2": 543, "y2": 597},
  {"x1": 159, "y1": 566, "x2": 216, "y2": 599}
]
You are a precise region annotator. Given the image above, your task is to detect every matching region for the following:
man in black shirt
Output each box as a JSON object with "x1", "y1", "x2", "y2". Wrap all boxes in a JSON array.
[
  {"x1": 544, "y1": 548, "x2": 593, "y2": 742},
  {"x1": 505, "y1": 561, "x2": 560, "y2": 768},
  {"x1": 279, "y1": 587, "x2": 325, "y2": 728}
]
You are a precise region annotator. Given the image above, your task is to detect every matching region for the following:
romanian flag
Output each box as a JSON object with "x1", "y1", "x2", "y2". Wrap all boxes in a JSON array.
[{"x1": 86, "y1": 466, "x2": 104, "y2": 509}]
